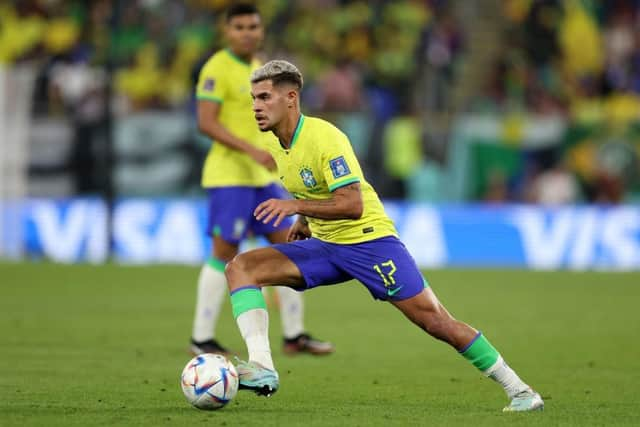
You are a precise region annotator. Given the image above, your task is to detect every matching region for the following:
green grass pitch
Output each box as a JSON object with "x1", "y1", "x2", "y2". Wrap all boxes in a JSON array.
[{"x1": 1, "y1": 262, "x2": 639, "y2": 426}]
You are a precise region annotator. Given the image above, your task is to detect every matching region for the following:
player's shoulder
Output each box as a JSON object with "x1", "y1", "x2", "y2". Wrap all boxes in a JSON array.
[
  {"x1": 304, "y1": 116, "x2": 347, "y2": 139},
  {"x1": 200, "y1": 50, "x2": 232, "y2": 72},
  {"x1": 303, "y1": 116, "x2": 350, "y2": 152}
]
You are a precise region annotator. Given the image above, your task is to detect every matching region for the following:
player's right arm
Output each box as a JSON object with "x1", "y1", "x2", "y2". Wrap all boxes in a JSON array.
[{"x1": 196, "y1": 100, "x2": 275, "y2": 170}]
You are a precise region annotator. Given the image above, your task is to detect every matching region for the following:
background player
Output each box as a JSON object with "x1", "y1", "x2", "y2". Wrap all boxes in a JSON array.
[
  {"x1": 225, "y1": 60, "x2": 544, "y2": 412},
  {"x1": 191, "y1": 4, "x2": 333, "y2": 356}
]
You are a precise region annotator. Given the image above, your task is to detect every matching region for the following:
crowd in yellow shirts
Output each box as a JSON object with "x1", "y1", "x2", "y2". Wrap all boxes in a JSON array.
[
  {"x1": 479, "y1": 0, "x2": 640, "y2": 125},
  {"x1": 0, "y1": 0, "x2": 436, "y2": 112},
  {"x1": 2, "y1": 0, "x2": 637, "y2": 202}
]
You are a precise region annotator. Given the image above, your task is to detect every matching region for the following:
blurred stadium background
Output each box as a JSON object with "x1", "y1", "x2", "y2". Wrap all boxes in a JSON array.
[
  {"x1": 0, "y1": 0, "x2": 639, "y2": 266},
  {"x1": 2, "y1": 1, "x2": 640, "y2": 425}
]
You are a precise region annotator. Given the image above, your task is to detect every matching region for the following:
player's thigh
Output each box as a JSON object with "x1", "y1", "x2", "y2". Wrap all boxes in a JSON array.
[
  {"x1": 271, "y1": 238, "x2": 351, "y2": 290},
  {"x1": 205, "y1": 187, "x2": 255, "y2": 245},
  {"x1": 227, "y1": 247, "x2": 306, "y2": 288},
  {"x1": 250, "y1": 183, "x2": 294, "y2": 238}
]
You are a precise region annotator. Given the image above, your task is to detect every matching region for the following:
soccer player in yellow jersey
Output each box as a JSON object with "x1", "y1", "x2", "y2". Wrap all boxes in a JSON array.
[
  {"x1": 190, "y1": 4, "x2": 333, "y2": 356},
  {"x1": 225, "y1": 60, "x2": 544, "y2": 413}
]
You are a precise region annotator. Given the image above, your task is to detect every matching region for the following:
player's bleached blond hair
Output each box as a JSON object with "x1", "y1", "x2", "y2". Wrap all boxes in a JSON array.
[{"x1": 250, "y1": 60, "x2": 303, "y2": 90}]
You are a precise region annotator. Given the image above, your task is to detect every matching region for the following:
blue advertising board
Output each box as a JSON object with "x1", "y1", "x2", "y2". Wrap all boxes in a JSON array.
[{"x1": 4, "y1": 199, "x2": 640, "y2": 270}]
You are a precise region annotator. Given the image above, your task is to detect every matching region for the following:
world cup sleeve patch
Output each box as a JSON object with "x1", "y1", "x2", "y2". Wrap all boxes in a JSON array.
[
  {"x1": 329, "y1": 156, "x2": 351, "y2": 178},
  {"x1": 203, "y1": 78, "x2": 215, "y2": 92}
]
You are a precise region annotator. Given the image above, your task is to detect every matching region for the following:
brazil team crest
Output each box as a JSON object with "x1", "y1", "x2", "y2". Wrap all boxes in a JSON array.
[{"x1": 299, "y1": 167, "x2": 317, "y2": 188}]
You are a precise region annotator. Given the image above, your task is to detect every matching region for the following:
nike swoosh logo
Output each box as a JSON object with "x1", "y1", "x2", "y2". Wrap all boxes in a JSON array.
[{"x1": 387, "y1": 285, "x2": 403, "y2": 297}]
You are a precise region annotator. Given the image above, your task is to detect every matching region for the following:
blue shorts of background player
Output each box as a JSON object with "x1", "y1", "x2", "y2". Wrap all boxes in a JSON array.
[
  {"x1": 272, "y1": 236, "x2": 428, "y2": 301},
  {"x1": 205, "y1": 183, "x2": 293, "y2": 243}
]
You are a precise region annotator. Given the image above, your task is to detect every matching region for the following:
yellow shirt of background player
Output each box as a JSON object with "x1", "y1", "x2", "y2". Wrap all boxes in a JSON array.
[
  {"x1": 196, "y1": 49, "x2": 278, "y2": 188},
  {"x1": 268, "y1": 115, "x2": 398, "y2": 244}
]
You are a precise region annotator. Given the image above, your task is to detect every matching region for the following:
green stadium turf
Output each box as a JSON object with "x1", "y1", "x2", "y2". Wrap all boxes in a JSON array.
[{"x1": 1, "y1": 262, "x2": 638, "y2": 426}]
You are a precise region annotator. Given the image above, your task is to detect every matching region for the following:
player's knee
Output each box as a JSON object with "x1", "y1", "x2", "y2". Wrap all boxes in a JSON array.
[{"x1": 224, "y1": 254, "x2": 250, "y2": 284}]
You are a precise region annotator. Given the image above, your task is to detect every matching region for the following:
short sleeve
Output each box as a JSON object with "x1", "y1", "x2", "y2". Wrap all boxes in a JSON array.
[
  {"x1": 321, "y1": 131, "x2": 361, "y2": 192},
  {"x1": 196, "y1": 59, "x2": 227, "y2": 103}
]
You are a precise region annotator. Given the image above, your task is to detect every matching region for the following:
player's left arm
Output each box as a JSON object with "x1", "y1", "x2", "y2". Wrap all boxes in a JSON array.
[{"x1": 254, "y1": 183, "x2": 363, "y2": 226}]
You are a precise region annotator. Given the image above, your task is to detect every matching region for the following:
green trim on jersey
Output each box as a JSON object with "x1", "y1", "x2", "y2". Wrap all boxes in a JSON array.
[
  {"x1": 328, "y1": 176, "x2": 360, "y2": 192},
  {"x1": 289, "y1": 114, "x2": 305, "y2": 149},
  {"x1": 225, "y1": 48, "x2": 251, "y2": 66},
  {"x1": 197, "y1": 94, "x2": 223, "y2": 103},
  {"x1": 207, "y1": 257, "x2": 226, "y2": 272}
]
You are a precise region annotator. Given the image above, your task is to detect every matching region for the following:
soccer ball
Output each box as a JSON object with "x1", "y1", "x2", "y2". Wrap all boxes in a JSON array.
[{"x1": 180, "y1": 354, "x2": 239, "y2": 410}]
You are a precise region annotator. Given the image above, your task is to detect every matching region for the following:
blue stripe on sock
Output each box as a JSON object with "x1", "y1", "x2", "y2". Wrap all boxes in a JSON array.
[
  {"x1": 458, "y1": 331, "x2": 482, "y2": 353},
  {"x1": 230, "y1": 285, "x2": 260, "y2": 296}
]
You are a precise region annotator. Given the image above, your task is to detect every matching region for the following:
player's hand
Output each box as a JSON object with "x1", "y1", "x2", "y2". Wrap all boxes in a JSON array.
[
  {"x1": 249, "y1": 147, "x2": 277, "y2": 171},
  {"x1": 254, "y1": 199, "x2": 299, "y2": 227},
  {"x1": 287, "y1": 218, "x2": 311, "y2": 242}
]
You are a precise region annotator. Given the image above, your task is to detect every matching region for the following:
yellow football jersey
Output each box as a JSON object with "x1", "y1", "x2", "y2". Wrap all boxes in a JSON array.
[
  {"x1": 268, "y1": 115, "x2": 398, "y2": 244},
  {"x1": 196, "y1": 49, "x2": 277, "y2": 187}
]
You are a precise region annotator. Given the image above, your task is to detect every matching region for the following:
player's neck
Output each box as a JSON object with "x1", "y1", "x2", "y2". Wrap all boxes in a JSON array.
[
  {"x1": 226, "y1": 47, "x2": 253, "y2": 64},
  {"x1": 275, "y1": 111, "x2": 302, "y2": 149}
]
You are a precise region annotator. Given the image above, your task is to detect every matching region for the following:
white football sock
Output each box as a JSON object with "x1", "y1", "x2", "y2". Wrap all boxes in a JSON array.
[
  {"x1": 484, "y1": 356, "x2": 530, "y2": 398},
  {"x1": 236, "y1": 308, "x2": 274, "y2": 370},
  {"x1": 191, "y1": 262, "x2": 227, "y2": 342},
  {"x1": 276, "y1": 286, "x2": 304, "y2": 339}
]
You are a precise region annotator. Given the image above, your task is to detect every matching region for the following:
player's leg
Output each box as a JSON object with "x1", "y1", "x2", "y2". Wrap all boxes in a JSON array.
[
  {"x1": 331, "y1": 235, "x2": 542, "y2": 411},
  {"x1": 225, "y1": 238, "x2": 348, "y2": 396},
  {"x1": 190, "y1": 187, "x2": 251, "y2": 355},
  {"x1": 190, "y1": 236, "x2": 238, "y2": 355},
  {"x1": 265, "y1": 228, "x2": 335, "y2": 356},
  {"x1": 224, "y1": 246, "x2": 305, "y2": 395},
  {"x1": 391, "y1": 287, "x2": 543, "y2": 412}
]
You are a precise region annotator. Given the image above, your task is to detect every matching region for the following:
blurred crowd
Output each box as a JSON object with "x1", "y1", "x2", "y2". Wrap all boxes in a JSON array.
[
  {"x1": 1, "y1": 0, "x2": 638, "y2": 203},
  {"x1": 481, "y1": 0, "x2": 640, "y2": 119},
  {"x1": 0, "y1": 0, "x2": 457, "y2": 198},
  {"x1": 476, "y1": 0, "x2": 640, "y2": 204},
  {"x1": 0, "y1": 0, "x2": 439, "y2": 113}
]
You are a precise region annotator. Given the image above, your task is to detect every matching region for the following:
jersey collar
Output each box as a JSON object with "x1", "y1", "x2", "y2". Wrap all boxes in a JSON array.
[
  {"x1": 225, "y1": 48, "x2": 252, "y2": 66},
  {"x1": 289, "y1": 114, "x2": 305, "y2": 149}
]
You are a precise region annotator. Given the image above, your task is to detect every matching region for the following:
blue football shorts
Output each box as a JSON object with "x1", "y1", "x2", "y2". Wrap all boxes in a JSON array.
[{"x1": 272, "y1": 236, "x2": 428, "y2": 301}]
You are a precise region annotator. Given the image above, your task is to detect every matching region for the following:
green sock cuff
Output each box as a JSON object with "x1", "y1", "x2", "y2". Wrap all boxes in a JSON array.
[
  {"x1": 230, "y1": 287, "x2": 266, "y2": 318},
  {"x1": 460, "y1": 332, "x2": 500, "y2": 371},
  {"x1": 207, "y1": 257, "x2": 226, "y2": 272}
]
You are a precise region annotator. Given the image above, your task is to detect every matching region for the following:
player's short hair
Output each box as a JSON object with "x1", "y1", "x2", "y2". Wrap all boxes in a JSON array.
[
  {"x1": 226, "y1": 3, "x2": 259, "y2": 22},
  {"x1": 250, "y1": 60, "x2": 303, "y2": 90}
]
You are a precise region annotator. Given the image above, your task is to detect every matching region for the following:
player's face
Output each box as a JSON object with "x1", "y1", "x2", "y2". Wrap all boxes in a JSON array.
[
  {"x1": 225, "y1": 14, "x2": 263, "y2": 57},
  {"x1": 251, "y1": 80, "x2": 289, "y2": 132}
]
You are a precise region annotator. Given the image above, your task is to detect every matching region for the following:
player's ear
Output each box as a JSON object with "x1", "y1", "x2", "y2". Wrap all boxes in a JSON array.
[{"x1": 287, "y1": 89, "x2": 297, "y2": 108}]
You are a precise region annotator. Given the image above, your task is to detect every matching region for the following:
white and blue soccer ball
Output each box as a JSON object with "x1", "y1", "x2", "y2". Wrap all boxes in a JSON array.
[{"x1": 180, "y1": 354, "x2": 239, "y2": 410}]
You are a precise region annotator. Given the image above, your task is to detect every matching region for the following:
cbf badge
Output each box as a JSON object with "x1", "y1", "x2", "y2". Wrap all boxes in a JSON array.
[
  {"x1": 329, "y1": 156, "x2": 351, "y2": 178},
  {"x1": 299, "y1": 167, "x2": 317, "y2": 188},
  {"x1": 203, "y1": 78, "x2": 215, "y2": 92}
]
